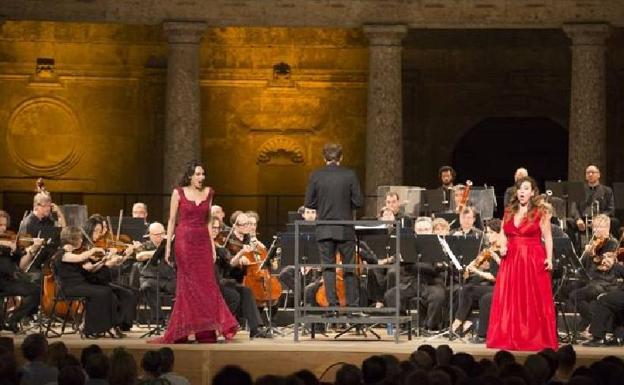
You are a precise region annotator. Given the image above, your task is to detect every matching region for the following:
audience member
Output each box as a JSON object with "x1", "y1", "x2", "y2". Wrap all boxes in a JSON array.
[
  {"x1": 20, "y1": 333, "x2": 58, "y2": 385},
  {"x1": 158, "y1": 348, "x2": 189, "y2": 385}
]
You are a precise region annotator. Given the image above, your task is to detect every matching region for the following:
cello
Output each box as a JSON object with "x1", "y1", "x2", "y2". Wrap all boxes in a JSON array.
[
  {"x1": 242, "y1": 237, "x2": 283, "y2": 306},
  {"x1": 315, "y1": 252, "x2": 347, "y2": 307}
]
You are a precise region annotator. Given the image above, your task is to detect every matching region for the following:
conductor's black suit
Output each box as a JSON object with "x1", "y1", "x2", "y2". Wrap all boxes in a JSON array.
[{"x1": 304, "y1": 163, "x2": 363, "y2": 308}]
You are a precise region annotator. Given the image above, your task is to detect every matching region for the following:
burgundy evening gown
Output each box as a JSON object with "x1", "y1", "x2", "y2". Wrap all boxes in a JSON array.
[
  {"x1": 152, "y1": 187, "x2": 238, "y2": 343},
  {"x1": 486, "y1": 209, "x2": 558, "y2": 351}
]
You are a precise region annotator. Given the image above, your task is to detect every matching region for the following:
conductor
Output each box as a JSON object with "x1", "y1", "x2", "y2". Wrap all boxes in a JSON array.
[{"x1": 304, "y1": 143, "x2": 364, "y2": 317}]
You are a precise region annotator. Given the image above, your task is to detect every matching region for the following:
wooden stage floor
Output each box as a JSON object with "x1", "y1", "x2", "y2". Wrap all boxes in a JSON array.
[{"x1": 3, "y1": 325, "x2": 623, "y2": 385}]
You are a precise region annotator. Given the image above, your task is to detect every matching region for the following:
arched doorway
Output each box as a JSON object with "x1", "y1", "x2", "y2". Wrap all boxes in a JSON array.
[{"x1": 452, "y1": 117, "x2": 568, "y2": 214}]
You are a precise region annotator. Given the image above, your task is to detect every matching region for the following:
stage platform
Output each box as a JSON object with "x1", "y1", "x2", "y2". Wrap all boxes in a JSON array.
[{"x1": 2, "y1": 325, "x2": 623, "y2": 385}]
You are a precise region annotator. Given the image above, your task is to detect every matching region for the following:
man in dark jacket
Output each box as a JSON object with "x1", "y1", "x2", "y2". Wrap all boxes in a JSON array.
[{"x1": 304, "y1": 143, "x2": 363, "y2": 316}]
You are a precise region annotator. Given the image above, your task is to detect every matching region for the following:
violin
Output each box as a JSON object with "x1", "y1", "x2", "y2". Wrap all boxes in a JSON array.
[
  {"x1": 590, "y1": 236, "x2": 609, "y2": 265},
  {"x1": 0, "y1": 231, "x2": 39, "y2": 249},
  {"x1": 463, "y1": 243, "x2": 499, "y2": 280}
]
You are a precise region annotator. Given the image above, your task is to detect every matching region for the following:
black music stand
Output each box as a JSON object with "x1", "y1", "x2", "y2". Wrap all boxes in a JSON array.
[
  {"x1": 140, "y1": 241, "x2": 172, "y2": 338},
  {"x1": 108, "y1": 217, "x2": 148, "y2": 242},
  {"x1": 553, "y1": 236, "x2": 587, "y2": 344}
]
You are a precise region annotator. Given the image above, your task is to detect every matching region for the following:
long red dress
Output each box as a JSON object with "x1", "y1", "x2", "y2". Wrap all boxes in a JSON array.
[
  {"x1": 152, "y1": 187, "x2": 238, "y2": 343},
  {"x1": 486, "y1": 209, "x2": 558, "y2": 351}
]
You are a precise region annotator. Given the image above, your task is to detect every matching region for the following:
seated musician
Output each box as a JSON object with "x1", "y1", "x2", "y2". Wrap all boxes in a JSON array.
[
  {"x1": 82, "y1": 216, "x2": 138, "y2": 334},
  {"x1": 366, "y1": 207, "x2": 397, "y2": 309},
  {"x1": 211, "y1": 205, "x2": 230, "y2": 232},
  {"x1": 432, "y1": 218, "x2": 450, "y2": 236},
  {"x1": 132, "y1": 202, "x2": 149, "y2": 225},
  {"x1": 567, "y1": 165, "x2": 618, "y2": 246},
  {"x1": 0, "y1": 210, "x2": 40, "y2": 333},
  {"x1": 568, "y1": 214, "x2": 623, "y2": 333},
  {"x1": 451, "y1": 219, "x2": 502, "y2": 337},
  {"x1": 385, "y1": 191, "x2": 412, "y2": 228},
  {"x1": 18, "y1": 192, "x2": 66, "y2": 277},
  {"x1": 451, "y1": 206, "x2": 483, "y2": 238},
  {"x1": 211, "y1": 215, "x2": 267, "y2": 339},
  {"x1": 383, "y1": 217, "x2": 447, "y2": 332},
  {"x1": 53, "y1": 226, "x2": 119, "y2": 338},
  {"x1": 134, "y1": 222, "x2": 176, "y2": 325}
]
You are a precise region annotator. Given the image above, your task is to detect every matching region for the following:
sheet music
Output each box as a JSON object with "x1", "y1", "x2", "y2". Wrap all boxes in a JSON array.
[{"x1": 437, "y1": 235, "x2": 462, "y2": 270}]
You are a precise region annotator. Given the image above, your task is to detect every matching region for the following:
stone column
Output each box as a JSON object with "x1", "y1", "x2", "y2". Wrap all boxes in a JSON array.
[
  {"x1": 162, "y1": 21, "x2": 207, "y2": 193},
  {"x1": 363, "y1": 25, "x2": 407, "y2": 215},
  {"x1": 564, "y1": 23, "x2": 610, "y2": 181}
]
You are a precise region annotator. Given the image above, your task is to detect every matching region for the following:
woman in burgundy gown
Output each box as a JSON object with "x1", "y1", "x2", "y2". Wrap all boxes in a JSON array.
[
  {"x1": 152, "y1": 161, "x2": 238, "y2": 343},
  {"x1": 486, "y1": 176, "x2": 558, "y2": 351}
]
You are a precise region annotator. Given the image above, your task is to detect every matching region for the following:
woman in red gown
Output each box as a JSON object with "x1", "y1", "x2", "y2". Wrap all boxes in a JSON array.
[
  {"x1": 486, "y1": 176, "x2": 558, "y2": 351},
  {"x1": 152, "y1": 161, "x2": 238, "y2": 343}
]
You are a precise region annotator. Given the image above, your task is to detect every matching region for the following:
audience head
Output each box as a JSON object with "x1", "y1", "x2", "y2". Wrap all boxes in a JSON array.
[
  {"x1": 557, "y1": 344, "x2": 576, "y2": 374},
  {"x1": 58, "y1": 365, "x2": 85, "y2": 385},
  {"x1": 494, "y1": 350, "x2": 516, "y2": 370},
  {"x1": 0, "y1": 350, "x2": 19, "y2": 385},
  {"x1": 141, "y1": 350, "x2": 162, "y2": 378},
  {"x1": 335, "y1": 363, "x2": 362, "y2": 385},
  {"x1": 212, "y1": 365, "x2": 252, "y2": 385},
  {"x1": 21, "y1": 333, "x2": 48, "y2": 362},
  {"x1": 292, "y1": 369, "x2": 319, "y2": 385},
  {"x1": 524, "y1": 354, "x2": 550, "y2": 385},
  {"x1": 361, "y1": 355, "x2": 386, "y2": 384},
  {"x1": 80, "y1": 344, "x2": 103, "y2": 368},
  {"x1": 158, "y1": 347, "x2": 175, "y2": 374},
  {"x1": 84, "y1": 352, "x2": 109, "y2": 380},
  {"x1": 109, "y1": 347, "x2": 137, "y2": 385},
  {"x1": 47, "y1": 341, "x2": 68, "y2": 369}
]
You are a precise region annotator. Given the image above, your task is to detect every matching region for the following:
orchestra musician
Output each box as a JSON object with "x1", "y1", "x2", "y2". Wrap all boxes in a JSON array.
[
  {"x1": 451, "y1": 206, "x2": 483, "y2": 238},
  {"x1": 53, "y1": 226, "x2": 119, "y2": 338},
  {"x1": 304, "y1": 143, "x2": 364, "y2": 317},
  {"x1": 568, "y1": 214, "x2": 623, "y2": 333},
  {"x1": 18, "y1": 192, "x2": 66, "y2": 277},
  {"x1": 451, "y1": 219, "x2": 502, "y2": 337},
  {"x1": 0, "y1": 210, "x2": 40, "y2": 333},
  {"x1": 212, "y1": 214, "x2": 268, "y2": 338},
  {"x1": 134, "y1": 222, "x2": 176, "y2": 325},
  {"x1": 82, "y1": 216, "x2": 138, "y2": 334},
  {"x1": 384, "y1": 191, "x2": 413, "y2": 228},
  {"x1": 432, "y1": 218, "x2": 450, "y2": 236},
  {"x1": 437, "y1": 165, "x2": 456, "y2": 212},
  {"x1": 132, "y1": 202, "x2": 149, "y2": 225},
  {"x1": 383, "y1": 217, "x2": 447, "y2": 332},
  {"x1": 567, "y1": 165, "x2": 618, "y2": 246},
  {"x1": 503, "y1": 168, "x2": 529, "y2": 208},
  {"x1": 211, "y1": 205, "x2": 229, "y2": 232}
]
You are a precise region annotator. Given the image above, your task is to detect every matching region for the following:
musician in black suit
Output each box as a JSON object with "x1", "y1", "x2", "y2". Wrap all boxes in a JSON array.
[
  {"x1": 304, "y1": 143, "x2": 364, "y2": 316},
  {"x1": 567, "y1": 165, "x2": 618, "y2": 245}
]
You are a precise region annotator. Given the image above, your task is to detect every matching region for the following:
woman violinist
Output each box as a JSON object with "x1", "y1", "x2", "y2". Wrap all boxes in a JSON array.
[
  {"x1": 82, "y1": 215, "x2": 138, "y2": 334},
  {"x1": 451, "y1": 218, "x2": 502, "y2": 337},
  {"x1": 0, "y1": 210, "x2": 40, "y2": 333},
  {"x1": 52, "y1": 226, "x2": 118, "y2": 338}
]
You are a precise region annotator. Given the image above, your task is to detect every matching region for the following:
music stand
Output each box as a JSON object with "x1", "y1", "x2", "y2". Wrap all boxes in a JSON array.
[
  {"x1": 279, "y1": 231, "x2": 318, "y2": 267},
  {"x1": 552, "y1": 236, "x2": 586, "y2": 343},
  {"x1": 545, "y1": 181, "x2": 566, "y2": 199},
  {"x1": 423, "y1": 189, "x2": 445, "y2": 215},
  {"x1": 108, "y1": 217, "x2": 148, "y2": 242},
  {"x1": 140, "y1": 241, "x2": 170, "y2": 338}
]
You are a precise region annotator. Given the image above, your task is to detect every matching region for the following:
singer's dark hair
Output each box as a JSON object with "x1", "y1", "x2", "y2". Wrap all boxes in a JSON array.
[{"x1": 178, "y1": 160, "x2": 204, "y2": 187}]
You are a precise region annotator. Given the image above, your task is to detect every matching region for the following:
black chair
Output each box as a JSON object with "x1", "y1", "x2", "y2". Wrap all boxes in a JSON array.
[{"x1": 44, "y1": 273, "x2": 86, "y2": 338}]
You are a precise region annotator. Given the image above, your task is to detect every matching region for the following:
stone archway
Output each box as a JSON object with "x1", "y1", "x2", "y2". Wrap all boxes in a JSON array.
[{"x1": 451, "y1": 117, "x2": 568, "y2": 206}]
